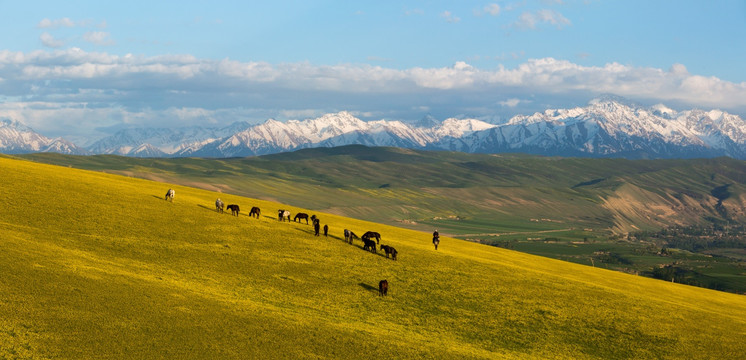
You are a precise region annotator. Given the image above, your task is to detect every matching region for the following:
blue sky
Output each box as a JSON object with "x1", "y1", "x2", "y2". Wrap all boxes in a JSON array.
[{"x1": 1, "y1": 0, "x2": 745, "y2": 144}]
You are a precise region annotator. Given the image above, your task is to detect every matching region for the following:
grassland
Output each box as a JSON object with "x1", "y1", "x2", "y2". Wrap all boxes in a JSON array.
[
  {"x1": 20, "y1": 147, "x2": 746, "y2": 238},
  {"x1": 19, "y1": 148, "x2": 746, "y2": 293},
  {"x1": 2, "y1": 155, "x2": 746, "y2": 359}
]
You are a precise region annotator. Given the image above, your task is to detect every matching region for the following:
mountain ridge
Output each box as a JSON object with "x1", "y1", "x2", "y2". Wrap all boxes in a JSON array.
[{"x1": 3, "y1": 98, "x2": 746, "y2": 159}]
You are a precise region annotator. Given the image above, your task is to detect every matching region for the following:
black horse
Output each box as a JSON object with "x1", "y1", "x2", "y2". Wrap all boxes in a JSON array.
[
  {"x1": 323, "y1": 224, "x2": 328, "y2": 237},
  {"x1": 294, "y1": 212, "x2": 309, "y2": 224},
  {"x1": 313, "y1": 220, "x2": 320, "y2": 236},
  {"x1": 249, "y1": 207, "x2": 261, "y2": 218},
  {"x1": 362, "y1": 231, "x2": 381, "y2": 244},
  {"x1": 380, "y1": 245, "x2": 398, "y2": 260},
  {"x1": 362, "y1": 238, "x2": 377, "y2": 253},
  {"x1": 227, "y1": 204, "x2": 240, "y2": 217}
]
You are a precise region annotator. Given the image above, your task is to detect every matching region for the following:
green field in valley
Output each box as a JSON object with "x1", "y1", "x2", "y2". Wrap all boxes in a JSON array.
[{"x1": 2, "y1": 155, "x2": 746, "y2": 359}]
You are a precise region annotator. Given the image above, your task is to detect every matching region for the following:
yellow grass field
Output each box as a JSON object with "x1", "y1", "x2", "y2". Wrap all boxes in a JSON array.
[{"x1": 1, "y1": 155, "x2": 745, "y2": 359}]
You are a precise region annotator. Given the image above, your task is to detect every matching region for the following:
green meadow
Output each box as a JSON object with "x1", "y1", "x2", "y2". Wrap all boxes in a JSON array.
[{"x1": 2, "y1": 155, "x2": 746, "y2": 359}]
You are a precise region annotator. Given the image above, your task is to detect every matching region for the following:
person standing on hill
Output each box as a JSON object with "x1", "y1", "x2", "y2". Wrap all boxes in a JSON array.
[{"x1": 432, "y1": 230, "x2": 440, "y2": 250}]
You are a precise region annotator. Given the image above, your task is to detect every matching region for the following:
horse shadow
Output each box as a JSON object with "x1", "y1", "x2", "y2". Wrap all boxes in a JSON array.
[
  {"x1": 358, "y1": 282, "x2": 378, "y2": 294},
  {"x1": 197, "y1": 204, "x2": 218, "y2": 212}
]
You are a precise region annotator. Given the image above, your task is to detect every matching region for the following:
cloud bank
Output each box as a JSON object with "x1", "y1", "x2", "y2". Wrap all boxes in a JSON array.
[{"x1": 0, "y1": 48, "x2": 744, "y2": 144}]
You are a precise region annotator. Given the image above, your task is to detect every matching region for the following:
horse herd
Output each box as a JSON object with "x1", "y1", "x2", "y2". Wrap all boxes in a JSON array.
[
  {"x1": 211, "y1": 197, "x2": 398, "y2": 261},
  {"x1": 215, "y1": 199, "x2": 261, "y2": 218},
  {"x1": 167, "y1": 189, "x2": 399, "y2": 296}
]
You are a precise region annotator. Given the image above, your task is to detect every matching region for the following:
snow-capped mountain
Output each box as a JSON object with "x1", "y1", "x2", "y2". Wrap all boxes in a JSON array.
[
  {"x1": 3, "y1": 98, "x2": 746, "y2": 159},
  {"x1": 87, "y1": 122, "x2": 252, "y2": 157},
  {"x1": 442, "y1": 99, "x2": 746, "y2": 158},
  {"x1": 185, "y1": 111, "x2": 457, "y2": 157},
  {"x1": 0, "y1": 119, "x2": 89, "y2": 155}
]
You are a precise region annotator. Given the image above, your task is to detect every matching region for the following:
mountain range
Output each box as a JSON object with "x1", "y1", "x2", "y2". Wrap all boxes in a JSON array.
[{"x1": 3, "y1": 97, "x2": 746, "y2": 159}]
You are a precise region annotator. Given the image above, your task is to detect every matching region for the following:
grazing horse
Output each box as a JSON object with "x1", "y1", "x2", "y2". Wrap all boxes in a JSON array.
[
  {"x1": 294, "y1": 212, "x2": 309, "y2": 224},
  {"x1": 379, "y1": 280, "x2": 388, "y2": 296},
  {"x1": 165, "y1": 189, "x2": 175, "y2": 202},
  {"x1": 380, "y1": 245, "x2": 398, "y2": 260},
  {"x1": 249, "y1": 207, "x2": 261, "y2": 218},
  {"x1": 344, "y1": 229, "x2": 359, "y2": 244},
  {"x1": 278, "y1": 210, "x2": 291, "y2": 222},
  {"x1": 323, "y1": 224, "x2": 328, "y2": 237},
  {"x1": 227, "y1": 204, "x2": 240, "y2": 216},
  {"x1": 362, "y1": 238, "x2": 377, "y2": 253},
  {"x1": 215, "y1": 198, "x2": 224, "y2": 213},
  {"x1": 310, "y1": 214, "x2": 317, "y2": 224},
  {"x1": 362, "y1": 231, "x2": 381, "y2": 244}
]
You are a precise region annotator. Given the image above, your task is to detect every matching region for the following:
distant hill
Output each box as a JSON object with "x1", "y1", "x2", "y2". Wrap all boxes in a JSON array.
[
  {"x1": 5, "y1": 97, "x2": 746, "y2": 159},
  {"x1": 2, "y1": 155, "x2": 746, "y2": 358},
  {"x1": 19, "y1": 146, "x2": 746, "y2": 236}
]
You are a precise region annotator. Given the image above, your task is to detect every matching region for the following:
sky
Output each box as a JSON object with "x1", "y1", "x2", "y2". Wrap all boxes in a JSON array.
[{"x1": 1, "y1": 0, "x2": 745, "y2": 145}]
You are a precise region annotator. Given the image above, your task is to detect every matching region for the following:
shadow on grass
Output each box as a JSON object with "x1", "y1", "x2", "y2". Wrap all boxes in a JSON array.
[
  {"x1": 358, "y1": 282, "x2": 378, "y2": 294},
  {"x1": 197, "y1": 203, "x2": 239, "y2": 216}
]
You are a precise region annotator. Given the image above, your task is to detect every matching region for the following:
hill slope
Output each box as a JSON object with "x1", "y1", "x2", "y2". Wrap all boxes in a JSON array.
[
  {"x1": 1, "y1": 155, "x2": 746, "y2": 359},
  {"x1": 20, "y1": 146, "x2": 746, "y2": 236}
]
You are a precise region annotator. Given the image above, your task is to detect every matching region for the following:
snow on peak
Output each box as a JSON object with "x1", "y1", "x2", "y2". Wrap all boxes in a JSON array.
[
  {"x1": 707, "y1": 110, "x2": 724, "y2": 121},
  {"x1": 435, "y1": 118, "x2": 496, "y2": 138},
  {"x1": 5, "y1": 98, "x2": 746, "y2": 159}
]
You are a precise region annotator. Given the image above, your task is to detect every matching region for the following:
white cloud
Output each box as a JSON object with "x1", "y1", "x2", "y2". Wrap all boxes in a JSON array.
[
  {"x1": 499, "y1": 98, "x2": 522, "y2": 107},
  {"x1": 279, "y1": 109, "x2": 325, "y2": 119},
  {"x1": 40, "y1": 32, "x2": 65, "y2": 48},
  {"x1": 37, "y1": 18, "x2": 76, "y2": 29},
  {"x1": 1, "y1": 49, "x2": 746, "y2": 142},
  {"x1": 83, "y1": 31, "x2": 115, "y2": 46},
  {"x1": 669, "y1": 63, "x2": 689, "y2": 76},
  {"x1": 484, "y1": 4, "x2": 501, "y2": 16},
  {"x1": 441, "y1": 11, "x2": 461, "y2": 23},
  {"x1": 513, "y1": 9, "x2": 571, "y2": 29}
]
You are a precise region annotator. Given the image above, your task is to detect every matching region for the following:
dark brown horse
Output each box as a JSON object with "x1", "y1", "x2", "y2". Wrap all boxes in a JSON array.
[
  {"x1": 362, "y1": 231, "x2": 381, "y2": 244},
  {"x1": 227, "y1": 204, "x2": 240, "y2": 216},
  {"x1": 249, "y1": 207, "x2": 261, "y2": 218},
  {"x1": 380, "y1": 245, "x2": 398, "y2": 260},
  {"x1": 294, "y1": 212, "x2": 309, "y2": 224},
  {"x1": 379, "y1": 280, "x2": 388, "y2": 296}
]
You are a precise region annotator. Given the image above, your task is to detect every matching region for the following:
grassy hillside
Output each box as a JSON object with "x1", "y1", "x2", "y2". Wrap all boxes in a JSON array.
[
  {"x1": 2, "y1": 155, "x2": 746, "y2": 359},
  {"x1": 20, "y1": 147, "x2": 746, "y2": 238}
]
